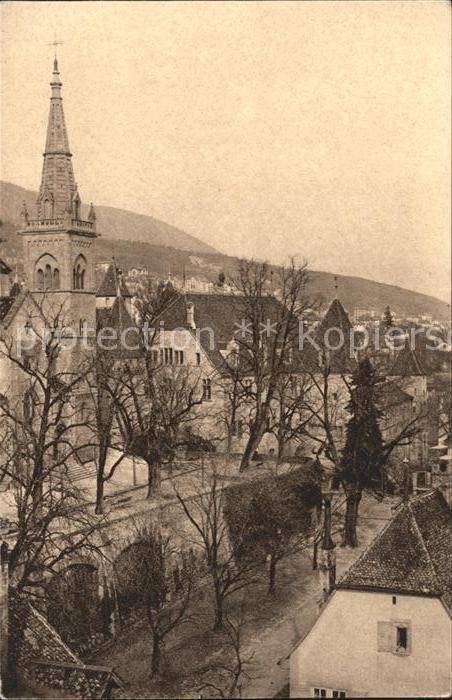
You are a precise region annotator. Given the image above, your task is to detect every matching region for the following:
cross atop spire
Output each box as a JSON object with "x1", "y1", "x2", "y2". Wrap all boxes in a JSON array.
[{"x1": 48, "y1": 34, "x2": 64, "y2": 60}]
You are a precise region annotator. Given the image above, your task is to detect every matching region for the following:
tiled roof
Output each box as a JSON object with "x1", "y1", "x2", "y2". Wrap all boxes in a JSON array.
[
  {"x1": 387, "y1": 344, "x2": 426, "y2": 377},
  {"x1": 96, "y1": 264, "x2": 132, "y2": 298},
  {"x1": 0, "y1": 296, "x2": 16, "y2": 322},
  {"x1": 337, "y1": 490, "x2": 452, "y2": 610}
]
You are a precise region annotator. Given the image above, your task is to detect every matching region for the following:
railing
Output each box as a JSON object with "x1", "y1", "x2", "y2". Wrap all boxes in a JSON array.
[{"x1": 23, "y1": 218, "x2": 95, "y2": 232}]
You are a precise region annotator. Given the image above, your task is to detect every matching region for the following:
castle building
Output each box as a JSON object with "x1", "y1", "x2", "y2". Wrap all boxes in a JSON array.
[{"x1": 17, "y1": 58, "x2": 98, "y2": 337}]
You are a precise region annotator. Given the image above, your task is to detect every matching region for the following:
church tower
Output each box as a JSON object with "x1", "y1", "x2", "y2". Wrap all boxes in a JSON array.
[{"x1": 18, "y1": 58, "x2": 98, "y2": 335}]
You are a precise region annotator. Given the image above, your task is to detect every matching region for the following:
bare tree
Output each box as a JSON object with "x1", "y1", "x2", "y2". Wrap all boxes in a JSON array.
[
  {"x1": 83, "y1": 353, "x2": 128, "y2": 514},
  {"x1": 113, "y1": 520, "x2": 194, "y2": 676},
  {"x1": 0, "y1": 301, "x2": 105, "y2": 594},
  {"x1": 197, "y1": 608, "x2": 255, "y2": 699},
  {"x1": 175, "y1": 471, "x2": 256, "y2": 631},
  {"x1": 267, "y1": 373, "x2": 315, "y2": 461},
  {"x1": 221, "y1": 258, "x2": 311, "y2": 471},
  {"x1": 113, "y1": 361, "x2": 204, "y2": 498}
]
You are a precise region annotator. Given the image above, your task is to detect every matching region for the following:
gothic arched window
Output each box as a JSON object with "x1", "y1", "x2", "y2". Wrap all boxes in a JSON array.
[
  {"x1": 73, "y1": 255, "x2": 87, "y2": 290},
  {"x1": 37, "y1": 268, "x2": 44, "y2": 290},
  {"x1": 44, "y1": 264, "x2": 52, "y2": 290},
  {"x1": 43, "y1": 198, "x2": 53, "y2": 219},
  {"x1": 35, "y1": 254, "x2": 59, "y2": 291}
]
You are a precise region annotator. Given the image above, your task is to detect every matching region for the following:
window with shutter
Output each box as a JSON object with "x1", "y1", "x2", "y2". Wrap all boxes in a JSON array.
[{"x1": 377, "y1": 620, "x2": 412, "y2": 655}]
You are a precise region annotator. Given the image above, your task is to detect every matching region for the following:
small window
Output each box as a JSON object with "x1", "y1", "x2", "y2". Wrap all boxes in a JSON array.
[
  {"x1": 196, "y1": 352, "x2": 201, "y2": 365},
  {"x1": 175, "y1": 350, "x2": 185, "y2": 365},
  {"x1": 164, "y1": 347, "x2": 173, "y2": 365},
  {"x1": 313, "y1": 689, "x2": 346, "y2": 699},
  {"x1": 53, "y1": 268, "x2": 60, "y2": 289},
  {"x1": 396, "y1": 625, "x2": 408, "y2": 652},
  {"x1": 202, "y1": 378, "x2": 212, "y2": 401},
  {"x1": 378, "y1": 620, "x2": 411, "y2": 655}
]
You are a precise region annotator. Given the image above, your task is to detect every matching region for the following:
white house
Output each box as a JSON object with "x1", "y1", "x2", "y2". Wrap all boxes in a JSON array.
[{"x1": 290, "y1": 490, "x2": 452, "y2": 698}]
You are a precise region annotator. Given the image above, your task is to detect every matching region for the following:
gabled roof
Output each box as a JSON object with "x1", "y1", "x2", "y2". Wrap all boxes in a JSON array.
[
  {"x1": 387, "y1": 344, "x2": 426, "y2": 377},
  {"x1": 96, "y1": 264, "x2": 132, "y2": 298},
  {"x1": 337, "y1": 490, "x2": 452, "y2": 611}
]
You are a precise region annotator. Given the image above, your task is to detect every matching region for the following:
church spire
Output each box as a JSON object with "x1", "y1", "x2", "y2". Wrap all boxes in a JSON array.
[{"x1": 37, "y1": 57, "x2": 77, "y2": 220}]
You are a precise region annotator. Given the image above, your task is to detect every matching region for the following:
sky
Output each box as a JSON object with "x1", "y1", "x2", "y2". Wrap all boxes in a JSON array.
[{"x1": 1, "y1": 1, "x2": 450, "y2": 302}]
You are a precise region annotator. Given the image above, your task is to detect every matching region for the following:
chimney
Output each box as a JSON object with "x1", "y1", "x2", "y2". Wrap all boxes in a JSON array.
[
  {"x1": 186, "y1": 301, "x2": 196, "y2": 329},
  {"x1": 318, "y1": 495, "x2": 336, "y2": 605}
]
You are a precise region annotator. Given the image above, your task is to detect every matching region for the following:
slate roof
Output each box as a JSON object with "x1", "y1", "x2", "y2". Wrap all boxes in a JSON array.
[
  {"x1": 304, "y1": 298, "x2": 357, "y2": 374},
  {"x1": 96, "y1": 263, "x2": 132, "y2": 298},
  {"x1": 96, "y1": 297, "x2": 142, "y2": 357},
  {"x1": 387, "y1": 344, "x2": 426, "y2": 377},
  {"x1": 153, "y1": 291, "x2": 287, "y2": 372},
  {"x1": 337, "y1": 490, "x2": 452, "y2": 612}
]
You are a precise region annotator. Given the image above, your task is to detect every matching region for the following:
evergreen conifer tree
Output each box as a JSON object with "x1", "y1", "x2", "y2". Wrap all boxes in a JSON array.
[
  {"x1": 383, "y1": 305, "x2": 393, "y2": 329},
  {"x1": 339, "y1": 357, "x2": 384, "y2": 546}
]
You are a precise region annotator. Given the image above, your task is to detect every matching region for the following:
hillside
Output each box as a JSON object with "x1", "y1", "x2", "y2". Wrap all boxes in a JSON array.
[
  {"x1": 0, "y1": 181, "x2": 218, "y2": 256},
  {"x1": 0, "y1": 182, "x2": 449, "y2": 323}
]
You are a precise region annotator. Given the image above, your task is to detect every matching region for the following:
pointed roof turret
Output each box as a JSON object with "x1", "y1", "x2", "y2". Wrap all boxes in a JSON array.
[
  {"x1": 311, "y1": 297, "x2": 356, "y2": 374},
  {"x1": 387, "y1": 343, "x2": 426, "y2": 377},
  {"x1": 36, "y1": 58, "x2": 77, "y2": 219},
  {"x1": 87, "y1": 202, "x2": 96, "y2": 222},
  {"x1": 96, "y1": 263, "x2": 132, "y2": 299}
]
